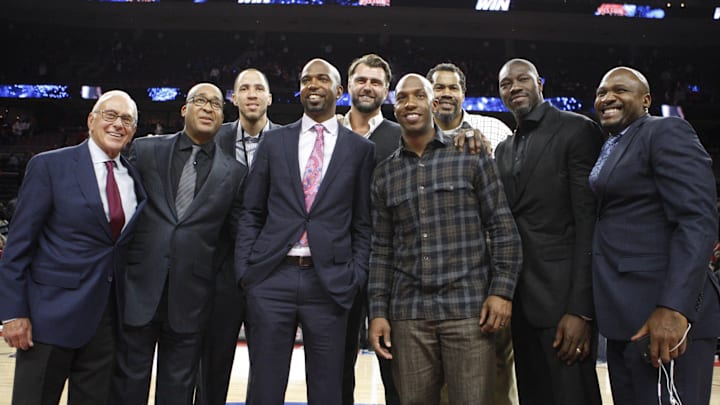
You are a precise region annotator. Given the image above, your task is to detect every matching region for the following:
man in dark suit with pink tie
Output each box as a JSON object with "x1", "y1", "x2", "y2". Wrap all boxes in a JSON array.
[
  {"x1": 0, "y1": 90, "x2": 146, "y2": 404},
  {"x1": 235, "y1": 58, "x2": 375, "y2": 405}
]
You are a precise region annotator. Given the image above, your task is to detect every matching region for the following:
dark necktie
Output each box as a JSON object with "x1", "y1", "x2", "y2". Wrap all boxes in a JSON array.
[
  {"x1": 176, "y1": 145, "x2": 201, "y2": 219},
  {"x1": 589, "y1": 134, "x2": 624, "y2": 193},
  {"x1": 105, "y1": 160, "x2": 125, "y2": 240}
]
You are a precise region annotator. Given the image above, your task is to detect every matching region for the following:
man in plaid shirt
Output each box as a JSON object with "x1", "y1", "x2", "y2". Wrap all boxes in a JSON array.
[{"x1": 368, "y1": 73, "x2": 522, "y2": 404}]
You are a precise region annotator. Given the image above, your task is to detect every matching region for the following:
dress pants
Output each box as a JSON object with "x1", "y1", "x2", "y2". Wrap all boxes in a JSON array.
[
  {"x1": 112, "y1": 286, "x2": 203, "y2": 405},
  {"x1": 342, "y1": 289, "x2": 365, "y2": 405},
  {"x1": 511, "y1": 301, "x2": 602, "y2": 405},
  {"x1": 606, "y1": 337, "x2": 716, "y2": 405},
  {"x1": 195, "y1": 265, "x2": 247, "y2": 405},
  {"x1": 12, "y1": 296, "x2": 115, "y2": 405},
  {"x1": 245, "y1": 262, "x2": 349, "y2": 405},
  {"x1": 392, "y1": 318, "x2": 495, "y2": 405}
]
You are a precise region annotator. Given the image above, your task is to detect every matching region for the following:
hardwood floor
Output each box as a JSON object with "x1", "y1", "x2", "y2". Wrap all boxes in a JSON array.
[{"x1": 1, "y1": 341, "x2": 719, "y2": 404}]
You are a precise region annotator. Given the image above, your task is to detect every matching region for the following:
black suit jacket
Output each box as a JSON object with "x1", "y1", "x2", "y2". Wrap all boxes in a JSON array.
[
  {"x1": 123, "y1": 132, "x2": 246, "y2": 333},
  {"x1": 591, "y1": 115, "x2": 720, "y2": 340},
  {"x1": 495, "y1": 102, "x2": 603, "y2": 327},
  {"x1": 368, "y1": 119, "x2": 401, "y2": 163},
  {"x1": 235, "y1": 120, "x2": 375, "y2": 309}
]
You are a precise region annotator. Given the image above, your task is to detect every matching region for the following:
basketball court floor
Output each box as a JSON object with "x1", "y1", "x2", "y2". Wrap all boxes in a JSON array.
[{"x1": 1, "y1": 341, "x2": 719, "y2": 404}]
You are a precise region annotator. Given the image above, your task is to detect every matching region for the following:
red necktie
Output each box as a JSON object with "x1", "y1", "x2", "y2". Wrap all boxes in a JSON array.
[
  {"x1": 105, "y1": 160, "x2": 125, "y2": 240},
  {"x1": 298, "y1": 124, "x2": 325, "y2": 247}
]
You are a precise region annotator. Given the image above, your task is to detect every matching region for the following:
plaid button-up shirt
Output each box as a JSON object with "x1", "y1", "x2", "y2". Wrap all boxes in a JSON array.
[{"x1": 369, "y1": 131, "x2": 522, "y2": 321}]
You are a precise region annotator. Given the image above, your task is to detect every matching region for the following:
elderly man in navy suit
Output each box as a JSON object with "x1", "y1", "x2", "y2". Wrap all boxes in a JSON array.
[
  {"x1": 0, "y1": 90, "x2": 146, "y2": 404},
  {"x1": 236, "y1": 58, "x2": 375, "y2": 405},
  {"x1": 590, "y1": 67, "x2": 720, "y2": 405}
]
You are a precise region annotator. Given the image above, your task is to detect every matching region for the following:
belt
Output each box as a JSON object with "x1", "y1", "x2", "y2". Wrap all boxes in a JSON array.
[{"x1": 285, "y1": 255, "x2": 314, "y2": 268}]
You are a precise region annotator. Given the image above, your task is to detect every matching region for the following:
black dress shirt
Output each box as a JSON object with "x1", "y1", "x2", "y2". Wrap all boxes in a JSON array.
[
  {"x1": 170, "y1": 132, "x2": 215, "y2": 197},
  {"x1": 512, "y1": 101, "x2": 552, "y2": 176}
]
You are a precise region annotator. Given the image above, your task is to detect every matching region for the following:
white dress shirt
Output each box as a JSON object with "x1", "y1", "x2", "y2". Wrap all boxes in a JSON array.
[
  {"x1": 88, "y1": 138, "x2": 137, "y2": 232},
  {"x1": 341, "y1": 109, "x2": 385, "y2": 138},
  {"x1": 288, "y1": 114, "x2": 340, "y2": 257}
]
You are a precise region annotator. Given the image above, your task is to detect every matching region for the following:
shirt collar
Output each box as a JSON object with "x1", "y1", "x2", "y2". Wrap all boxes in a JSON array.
[
  {"x1": 518, "y1": 100, "x2": 551, "y2": 128},
  {"x1": 179, "y1": 131, "x2": 215, "y2": 155},
  {"x1": 236, "y1": 119, "x2": 271, "y2": 142},
  {"x1": 396, "y1": 127, "x2": 449, "y2": 157},
  {"x1": 341, "y1": 110, "x2": 384, "y2": 138},
  {"x1": 88, "y1": 136, "x2": 121, "y2": 166},
  {"x1": 441, "y1": 110, "x2": 473, "y2": 135},
  {"x1": 301, "y1": 114, "x2": 339, "y2": 136}
]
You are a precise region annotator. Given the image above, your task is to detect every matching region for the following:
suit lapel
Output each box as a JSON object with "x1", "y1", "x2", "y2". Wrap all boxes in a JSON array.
[
  {"x1": 156, "y1": 135, "x2": 178, "y2": 218},
  {"x1": 496, "y1": 139, "x2": 518, "y2": 206},
  {"x1": 312, "y1": 126, "x2": 351, "y2": 210},
  {"x1": 512, "y1": 107, "x2": 564, "y2": 202},
  {"x1": 178, "y1": 143, "x2": 233, "y2": 223},
  {"x1": 117, "y1": 155, "x2": 147, "y2": 243},
  {"x1": 225, "y1": 121, "x2": 239, "y2": 154},
  {"x1": 595, "y1": 115, "x2": 648, "y2": 207},
  {"x1": 280, "y1": 121, "x2": 306, "y2": 210},
  {"x1": 73, "y1": 141, "x2": 114, "y2": 240}
]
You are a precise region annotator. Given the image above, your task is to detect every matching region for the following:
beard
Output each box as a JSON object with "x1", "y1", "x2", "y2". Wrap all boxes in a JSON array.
[
  {"x1": 352, "y1": 93, "x2": 383, "y2": 114},
  {"x1": 435, "y1": 107, "x2": 461, "y2": 124}
]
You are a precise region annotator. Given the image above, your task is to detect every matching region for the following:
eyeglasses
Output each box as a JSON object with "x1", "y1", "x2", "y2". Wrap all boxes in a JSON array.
[
  {"x1": 187, "y1": 96, "x2": 224, "y2": 110},
  {"x1": 94, "y1": 110, "x2": 136, "y2": 127}
]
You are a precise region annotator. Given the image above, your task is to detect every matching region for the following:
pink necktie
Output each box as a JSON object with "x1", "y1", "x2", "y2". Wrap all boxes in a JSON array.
[
  {"x1": 105, "y1": 160, "x2": 125, "y2": 240},
  {"x1": 298, "y1": 124, "x2": 324, "y2": 247}
]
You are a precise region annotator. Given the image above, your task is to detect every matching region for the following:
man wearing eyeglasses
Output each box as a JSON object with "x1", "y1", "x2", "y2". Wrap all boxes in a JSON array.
[
  {"x1": 0, "y1": 90, "x2": 147, "y2": 404},
  {"x1": 112, "y1": 83, "x2": 247, "y2": 405}
]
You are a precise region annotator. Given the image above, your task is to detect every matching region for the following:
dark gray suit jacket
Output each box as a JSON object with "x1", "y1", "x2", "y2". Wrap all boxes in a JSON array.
[
  {"x1": 123, "y1": 132, "x2": 246, "y2": 333},
  {"x1": 369, "y1": 119, "x2": 401, "y2": 163}
]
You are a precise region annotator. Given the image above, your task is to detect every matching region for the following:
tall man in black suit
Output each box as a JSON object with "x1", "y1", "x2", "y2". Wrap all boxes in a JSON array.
[
  {"x1": 195, "y1": 68, "x2": 280, "y2": 405},
  {"x1": 340, "y1": 53, "x2": 401, "y2": 405},
  {"x1": 236, "y1": 58, "x2": 375, "y2": 405},
  {"x1": 112, "y1": 83, "x2": 246, "y2": 405},
  {"x1": 0, "y1": 90, "x2": 146, "y2": 404},
  {"x1": 590, "y1": 67, "x2": 720, "y2": 405},
  {"x1": 494, "y1": 58, "x2": 603, "y2": 405}
]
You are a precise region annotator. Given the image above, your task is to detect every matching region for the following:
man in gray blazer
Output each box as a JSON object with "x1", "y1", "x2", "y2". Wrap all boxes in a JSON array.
[{"x1": 112, "y1": 83, "x2": 246, "y2": 405}]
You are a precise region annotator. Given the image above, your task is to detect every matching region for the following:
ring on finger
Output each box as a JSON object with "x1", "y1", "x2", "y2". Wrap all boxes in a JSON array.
[{"x1": 575, "y1": 347, "x2": 582, "y2": 354}]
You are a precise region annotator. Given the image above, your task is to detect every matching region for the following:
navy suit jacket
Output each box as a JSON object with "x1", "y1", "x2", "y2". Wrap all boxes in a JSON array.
[
  {"x1": 591, "y1": 115, "x2": 720, "y2": 340},
  {"x1": 0, "y1": 140, "x2": 147, "y2": 348},
  {"x1": 123, "y1": 132, "x2": 246, "y2": 333},
  {"x1": 235, "y1": 120, "x2": 375, "y2": 309}
]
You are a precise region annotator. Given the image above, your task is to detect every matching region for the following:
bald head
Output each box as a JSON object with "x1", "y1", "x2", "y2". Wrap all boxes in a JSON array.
[
  {"x1": 499, "y1": 58, "x2": 540, "y2": 81},
  {"x1": 600, "y1": 66, "x2": 650, "y2": 94},
  {"x1": 301, "y1": 58, "x2": 342, "y2": 90},
  {"x1": 595, "y1": 66, "x2": 652, "y2": 134}
]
